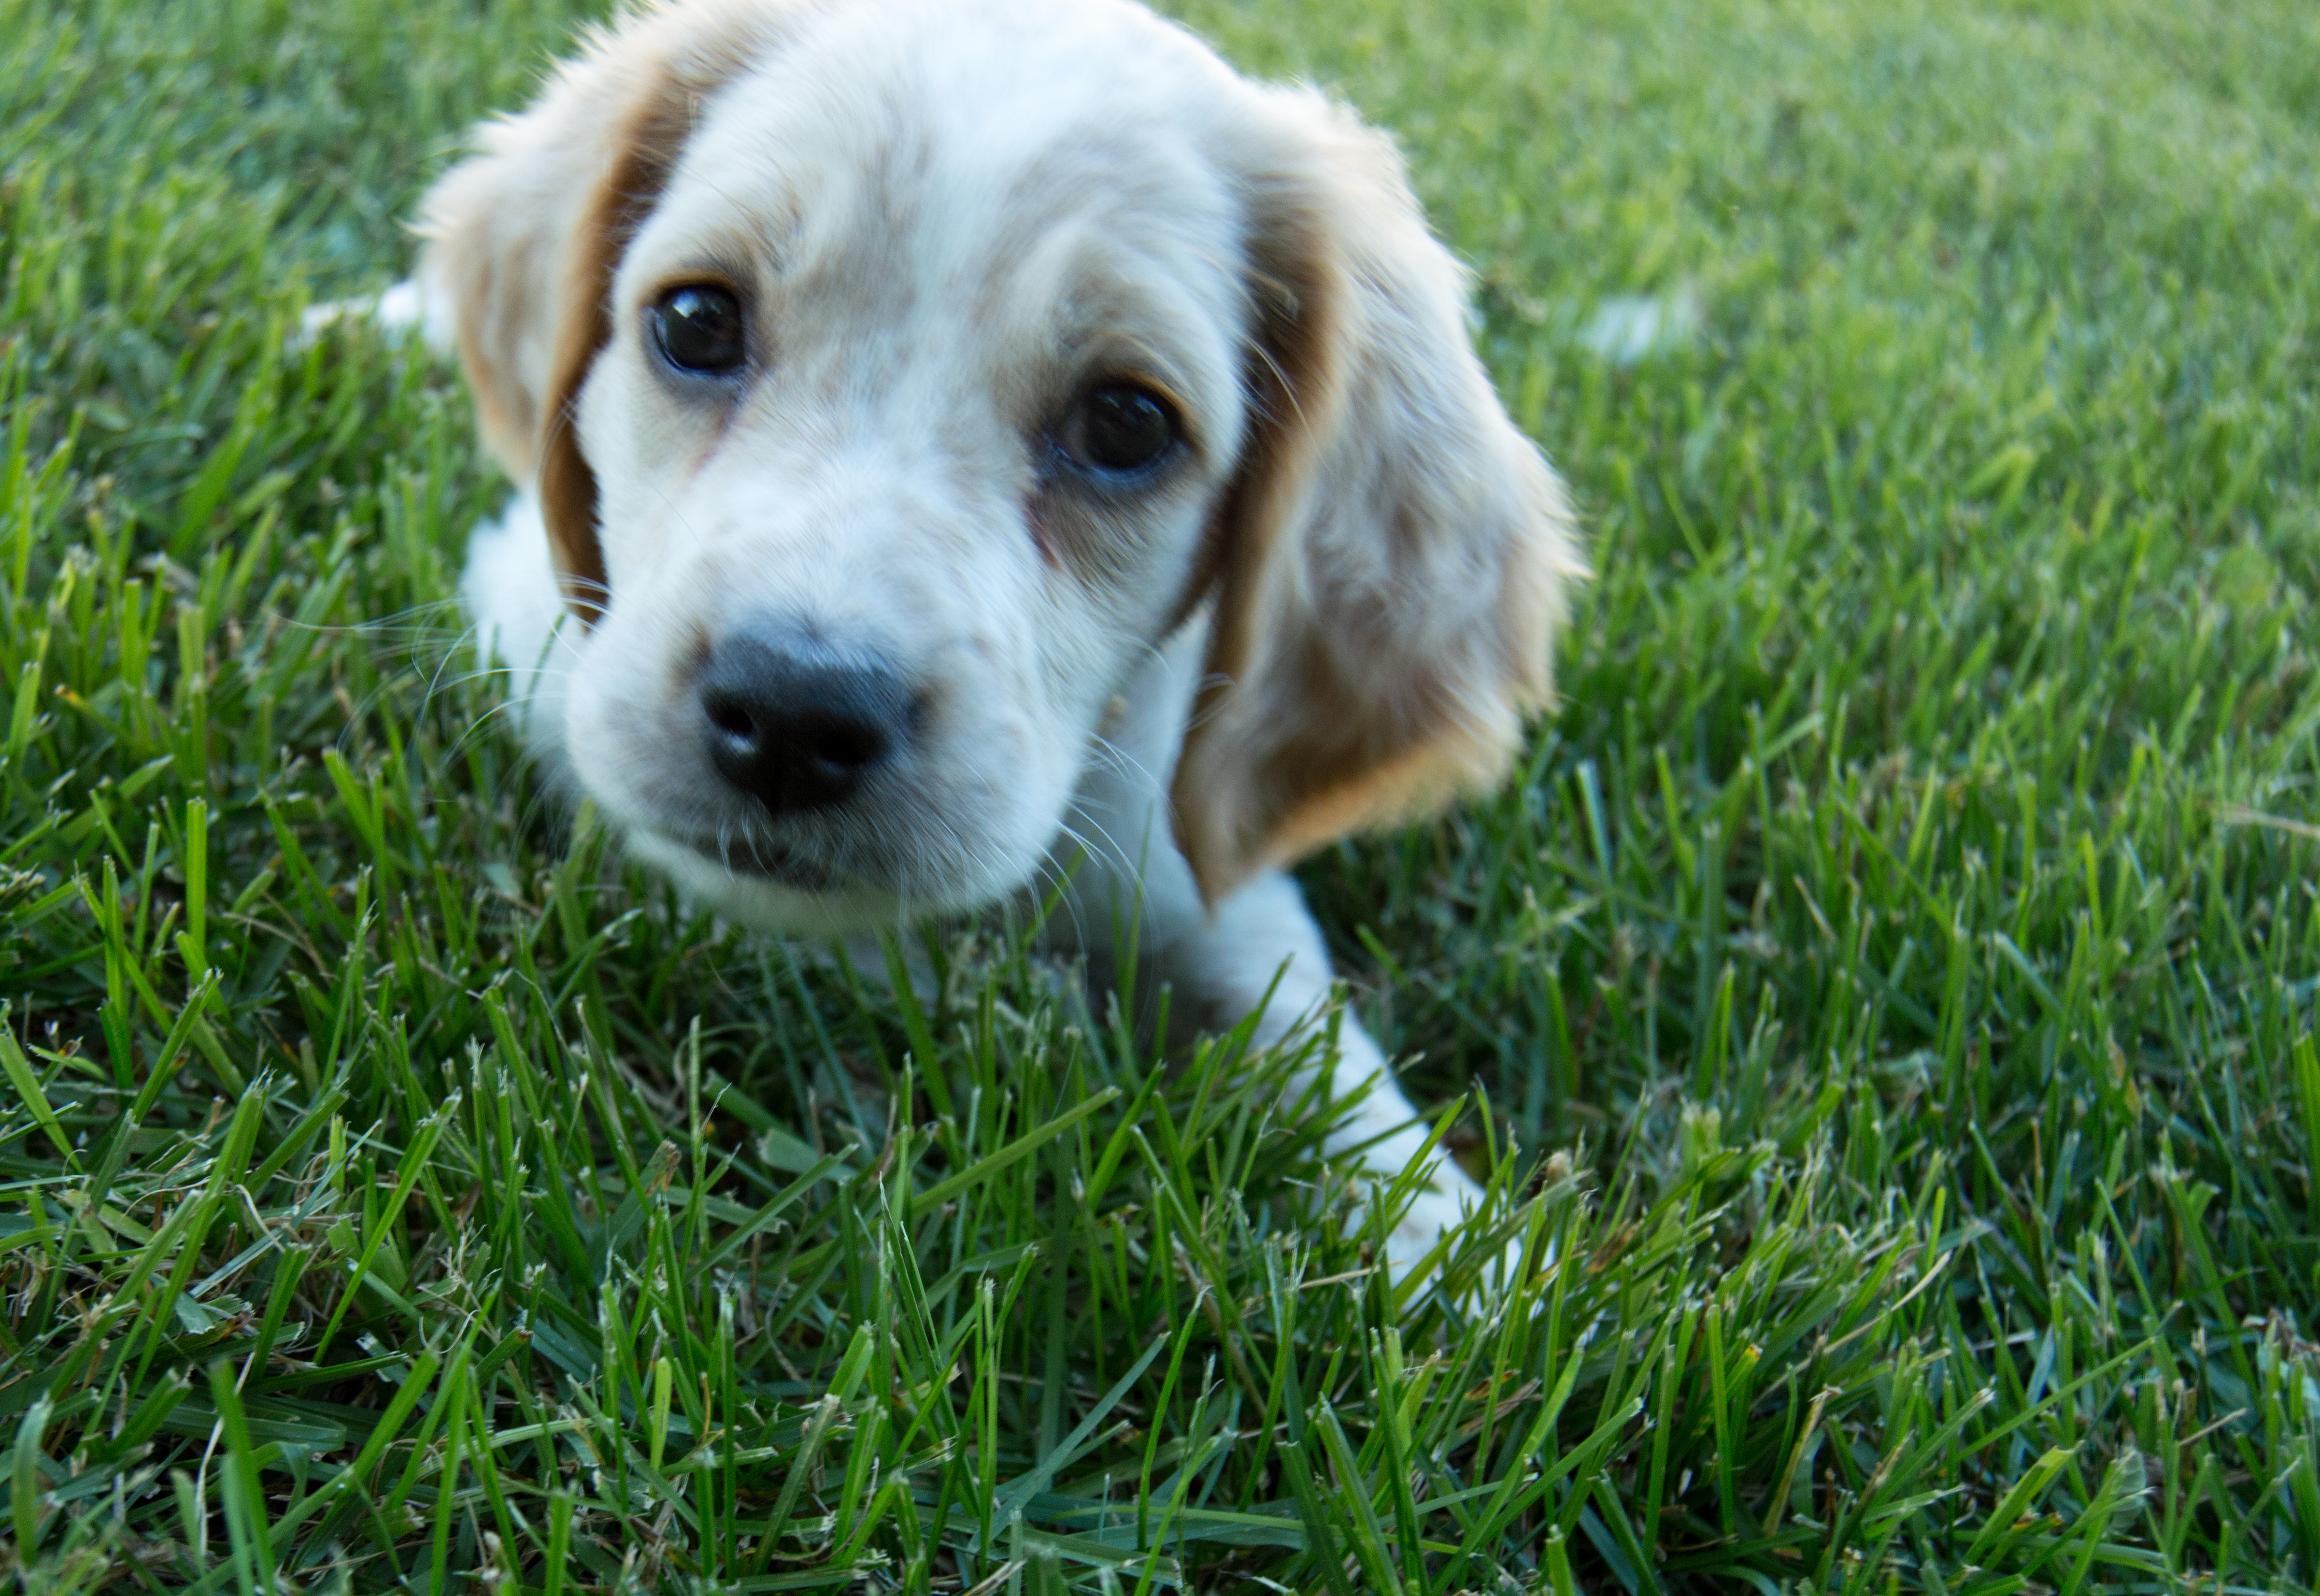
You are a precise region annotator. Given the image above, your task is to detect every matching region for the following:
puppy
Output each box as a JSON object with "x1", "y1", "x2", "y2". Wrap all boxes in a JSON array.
[{"x1": 426, "y1": 0, "x2": 1579, "y2": 1278}]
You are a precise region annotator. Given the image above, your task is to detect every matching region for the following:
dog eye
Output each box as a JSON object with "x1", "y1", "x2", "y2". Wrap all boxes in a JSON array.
[
  {"x1": 1065, "y1": 383, "x2": 1178, "y2": 474},
  {"x1": 650, "y1": 285, "x2": 746, "y2": 374}
]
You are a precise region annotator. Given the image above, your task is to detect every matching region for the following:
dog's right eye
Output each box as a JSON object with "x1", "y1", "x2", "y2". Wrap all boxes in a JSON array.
[{"x1": 650, "y1": 285, "x2": 746, "y2": 374}]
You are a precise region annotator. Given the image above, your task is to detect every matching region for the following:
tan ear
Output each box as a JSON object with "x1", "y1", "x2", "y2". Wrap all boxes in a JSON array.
[
  {"x1": 1172, "y1": 93, "x2": 1584, "y2": 904},
  {"x1": 417, "y1": 0, "x2": 797, "y2": 620}
]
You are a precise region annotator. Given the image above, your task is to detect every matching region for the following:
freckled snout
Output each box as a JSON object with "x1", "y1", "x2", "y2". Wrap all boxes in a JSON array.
[{"x1": 697, "y1": 623, "x2": 919, "y2": 815}]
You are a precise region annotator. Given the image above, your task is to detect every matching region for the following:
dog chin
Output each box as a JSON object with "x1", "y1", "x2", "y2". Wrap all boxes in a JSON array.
[
  {"x1": 621, "y1": 827, "x2": 911, "y2": 934},
  {"x1": 619, "y1": 822, "x2": 1051, "y2": 936}
]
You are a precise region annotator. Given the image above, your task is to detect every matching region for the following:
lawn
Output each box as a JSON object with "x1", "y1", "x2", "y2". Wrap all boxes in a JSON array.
[{"x1": 3, "y1": 0, "x2": 2319, "y2": 1589}]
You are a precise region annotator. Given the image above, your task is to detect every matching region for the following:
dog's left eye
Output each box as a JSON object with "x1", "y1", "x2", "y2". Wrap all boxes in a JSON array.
[
  {"x1": 1062, "y1": 383, "x2": 1179, "y2": 476},
  {"x1": 651, "y1": 285, "x2": 746, "y2": 374}
]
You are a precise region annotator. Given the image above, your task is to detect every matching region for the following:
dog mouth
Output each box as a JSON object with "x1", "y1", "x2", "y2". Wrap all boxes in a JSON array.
[{"x1": 669, "y1": 828, "x2": 845, "y2": 893}]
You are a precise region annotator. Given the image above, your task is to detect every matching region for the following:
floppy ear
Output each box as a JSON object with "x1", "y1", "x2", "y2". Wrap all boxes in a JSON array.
[
  {"x1": 418, "y1": 1, "x2": 794, "y2": 620},
  {"x1": 1171, "y1": 93, "x2": 1583, "y2": 903}
]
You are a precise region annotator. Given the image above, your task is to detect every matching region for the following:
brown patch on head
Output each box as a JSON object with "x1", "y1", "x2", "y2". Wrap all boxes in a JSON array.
[
  {"x1": 1166, "y1": 187, "x2": 1342, "y2": 868},
  {"x1": 1168, "y1": 92, "x2": 1581, "y2": 903},
  {"x1": 1163, "y1": 236, "x2": 1334, "y2": 637},
  {"x1": 420, "y1": 0, "x2": 819, "y2": 622},
  {"x1": 533, "y1": 72, "x2": 697, "y2": 621}
]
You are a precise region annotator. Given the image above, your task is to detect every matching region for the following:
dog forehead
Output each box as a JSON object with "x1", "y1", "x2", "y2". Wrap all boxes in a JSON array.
[{"x1": 643, "y1": 0, "x2": 1255, "y2": 290}]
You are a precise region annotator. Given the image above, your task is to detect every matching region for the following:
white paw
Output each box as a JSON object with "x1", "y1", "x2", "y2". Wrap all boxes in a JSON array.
[
  {"x1": 1314, "y1": 1059, "x2": 1523, "y2": 1292},
  {"x1": 1376, "y1": 1157, "x2": 1537, "y2": 1297},
  {"x1": 1382, "y1": 1168, "x2": 1485, "y2": 1281}
]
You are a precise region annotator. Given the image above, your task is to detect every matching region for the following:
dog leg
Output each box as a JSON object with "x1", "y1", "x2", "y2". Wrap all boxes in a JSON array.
[
  {"x1": 1058, "y1": 633, "x2": 1499, "y2": 1284},
  {"x1": 1179, "y1": 870, "x2": 1490, "y2": 1280}
]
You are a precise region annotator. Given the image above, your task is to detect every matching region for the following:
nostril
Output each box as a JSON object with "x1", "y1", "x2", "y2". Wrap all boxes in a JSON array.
[
  {"x1": 801, "y1": 716, "x2": 885, "y2": 774},
  {"x1": 704, "y1": 692, "x2": 758, "y2": 743}
]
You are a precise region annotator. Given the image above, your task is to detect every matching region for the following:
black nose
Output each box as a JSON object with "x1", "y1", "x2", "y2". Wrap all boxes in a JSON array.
[{"x1": 698, "y1": 627, "x2": 914, "y2": 815}]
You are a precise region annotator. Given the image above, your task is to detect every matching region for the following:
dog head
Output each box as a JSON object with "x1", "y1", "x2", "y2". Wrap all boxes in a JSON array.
[{"x1": 424, "y1": 0, "x2": 1578, "y2": 929}]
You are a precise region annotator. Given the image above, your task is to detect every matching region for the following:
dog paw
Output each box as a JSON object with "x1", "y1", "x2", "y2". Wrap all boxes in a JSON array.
[
  {"x1": 1374, "y1": 1160, "x2": 1545, "y2": 1300},
  {"x1": 1382, "y1": 1177, "x2": 1477, "y2": 1278},
  {"x1": 1376, "y1": 1162, "x2": 1509, "y2": 1287}
]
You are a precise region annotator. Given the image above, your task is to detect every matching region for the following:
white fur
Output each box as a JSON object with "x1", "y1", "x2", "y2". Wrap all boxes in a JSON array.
[{"x1": 430, "y1": 0, "x2": 1580, "y2": 1281}]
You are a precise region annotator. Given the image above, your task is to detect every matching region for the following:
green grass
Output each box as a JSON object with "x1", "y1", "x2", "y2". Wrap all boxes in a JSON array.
[{"x1": 3, "y1": 0, "x2": 2319, "y2": 1588}]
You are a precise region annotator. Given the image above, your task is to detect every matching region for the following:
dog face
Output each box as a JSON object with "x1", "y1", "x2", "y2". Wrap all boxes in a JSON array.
[
  {"x1": 571, "y1": 6, "x2": 1256, "y2": 925},
  {"x1": 427, "y1": 0, "x2": 1578, "y2": 932}
]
